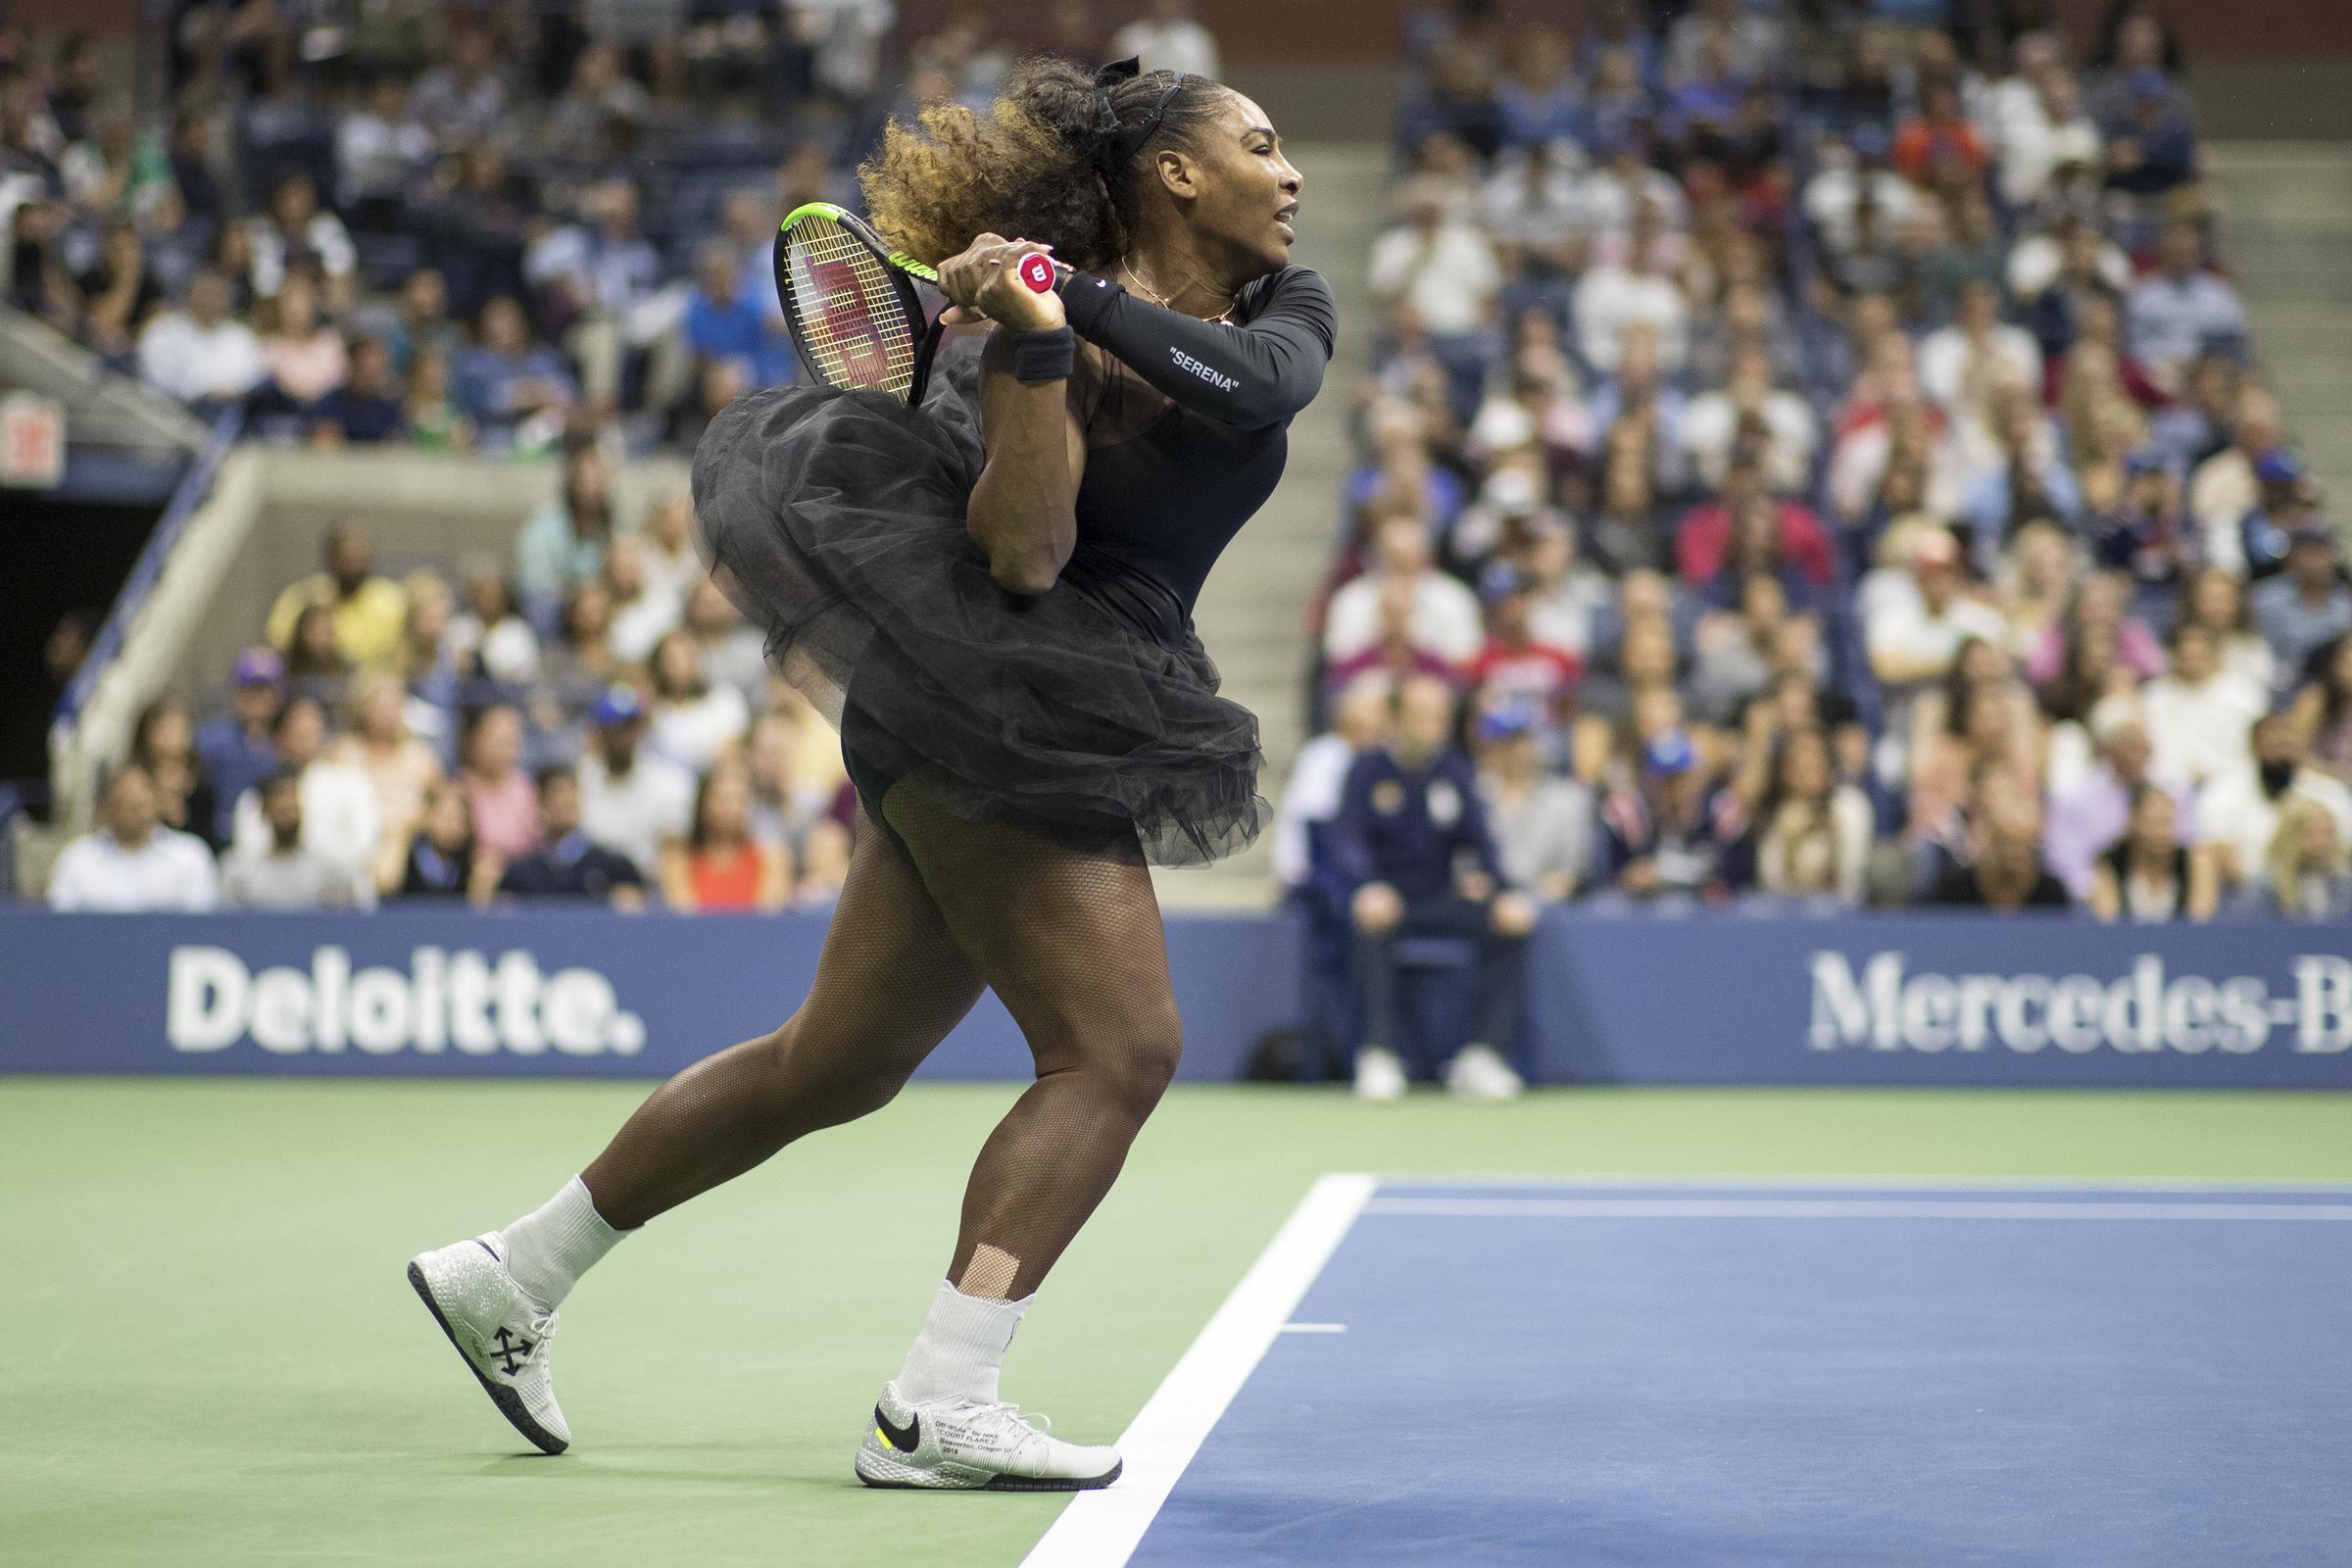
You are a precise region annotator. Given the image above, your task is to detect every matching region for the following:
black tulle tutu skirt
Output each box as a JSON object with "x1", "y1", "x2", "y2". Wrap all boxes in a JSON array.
[{"x1": 690, "y1": 350, "x2": 1266, "y2": 867}]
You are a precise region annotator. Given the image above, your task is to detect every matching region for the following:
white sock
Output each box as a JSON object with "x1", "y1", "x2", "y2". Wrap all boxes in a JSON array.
[
  {"x1": 499, "y1": 1176, "x2": 627, "y2": 1309},
  {"x1": 895, "y1": 1279, "x2": 1032, "y2": 1405}
]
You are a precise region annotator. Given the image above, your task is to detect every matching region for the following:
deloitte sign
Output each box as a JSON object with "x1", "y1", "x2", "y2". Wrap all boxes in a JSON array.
[
  {"x1": 1808, "y1": 951, "x2": 2352, "y2": 1057},
  {"x1": 166, "y1": 945, "x2": 647, "y2": 1058}
]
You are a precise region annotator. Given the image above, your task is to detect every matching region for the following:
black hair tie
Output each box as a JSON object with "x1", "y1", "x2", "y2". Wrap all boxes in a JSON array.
[{"x1": 1090, "y1": 56, "x2": 1189, "y2": 178}]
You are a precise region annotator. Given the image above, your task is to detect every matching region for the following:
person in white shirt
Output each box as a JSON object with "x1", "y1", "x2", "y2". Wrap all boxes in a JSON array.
[
  {"x1": 1801, "y1": 130, "x2": 1917, "y2": 256},
  {"x1": 646, "y1": 628, "x2": 751, "y2": 774},
  {"x1": 2140, "y1": 622, "x2": 2266, "y2": 789},
  {"x1": 48, "y1": 765, "x2": 220, "y2": 912},
  {"x1": 603, "y1": 534, "x2": 681, "y2": 666},
  {"x1": 1679, "y1": 342, "x2": 1817, "y2": 492},
  {"x1": 1865, "y1": 527, "x2": 2008, "y2": 720},
  {"x1": 576, "y1": 686, "x2": 695, "y2": 878},
  {"x1": 1273, "y1": 675, "x2": 1393, "y2": 891},
  {"x1": 1574, "y1": 202, "x2": 1689, "y2": 374},
  {"x1": 1367, "y1": 180, "x2": 1501, "y2": 341},
  {"x1": 1569, "y1": 131, "x2": 1689, "y2": 241},
  {"x1": 2128, "y1": 220, "x2": 2250, "y2": 398},
  {"x1": 220, "y1": 771, "x2": 369, "y2": 909},
  {"x1": 1109, "y1": 0, "x2": 1220, "y2": 78},
  {"x1": 2197, "y1": 712, "x2": 2352, "y2": 889},
  {"x1": 1324, "y1": 511, "x2": 1486, "y2": 668},
  {"x1": 1918, "y1": 278, "x2": 2041, "y2": 416},
  {"x1": 229, "y1": 696, "x2": 382, "y2": 888},
  {"x1": 137, "y1": 267, "x2": 266, "y2": 406}
]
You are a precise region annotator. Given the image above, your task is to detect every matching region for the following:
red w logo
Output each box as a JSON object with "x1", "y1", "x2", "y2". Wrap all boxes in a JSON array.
[{"x1": 808, "y1": 258, "x2": 893, "y2": 388}]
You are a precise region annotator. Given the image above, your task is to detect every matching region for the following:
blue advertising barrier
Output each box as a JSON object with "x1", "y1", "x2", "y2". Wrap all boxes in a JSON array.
[{"x1": 2, "y1": 907, "x2": 2349, "y2": 1087}]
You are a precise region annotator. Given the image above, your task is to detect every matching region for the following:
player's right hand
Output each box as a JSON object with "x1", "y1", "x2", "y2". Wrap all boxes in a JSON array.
[{"x1": 937, "y1": 232, "x2": 1065, "y2": 332}]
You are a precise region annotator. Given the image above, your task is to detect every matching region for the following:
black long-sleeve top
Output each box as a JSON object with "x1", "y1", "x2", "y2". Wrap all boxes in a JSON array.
[{"x1": 1041, "y1": 265, "x2": 1337, "y2": 640}]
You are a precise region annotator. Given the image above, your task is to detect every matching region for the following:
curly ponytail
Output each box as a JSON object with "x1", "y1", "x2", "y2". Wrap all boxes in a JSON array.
[{"x1": 859, "y1": 56, "x2": 1225, "y2": 272}]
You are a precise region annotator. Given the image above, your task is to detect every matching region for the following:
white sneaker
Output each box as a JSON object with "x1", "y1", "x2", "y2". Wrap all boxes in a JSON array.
[
  {"x1": 1446, "y1": 1043, "x2": 1525, "y2": 1101},
  {"x1": 407, "y1": 1234, "x2": 570, "y2": 1453},
  {"x1": 1353, "y1": 1045, "x2": 1408, "y2": 1101},
  {"x1": 855, "y1": 1380, "x2": 1121, "y2": 1492}
]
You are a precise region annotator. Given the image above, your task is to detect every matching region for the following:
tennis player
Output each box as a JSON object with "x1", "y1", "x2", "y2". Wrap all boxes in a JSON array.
[{"x1": 409, "y1": 56, "x2": 1332, "y2": 1492}]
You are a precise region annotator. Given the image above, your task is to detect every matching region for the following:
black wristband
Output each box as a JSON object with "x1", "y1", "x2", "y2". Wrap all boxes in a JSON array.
[{"x1": 1010, "y1": 325, "x2": 1076, "y2": 383}]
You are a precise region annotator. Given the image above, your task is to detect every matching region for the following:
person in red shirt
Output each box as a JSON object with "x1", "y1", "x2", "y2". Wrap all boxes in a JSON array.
[
  {"x1": 1467, "y1": 575, "x2": 1582, "y2": 720},
  {"x1": 1892, "y1": 76, "x2": 1988, "y2": 186},
  {"x1": 1675, "y1": 450, "x2": 1835, "y2": 592}
]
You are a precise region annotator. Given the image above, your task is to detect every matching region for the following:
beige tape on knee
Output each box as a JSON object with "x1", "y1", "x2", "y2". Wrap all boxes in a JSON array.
[{"x1": 957, "y1": 1243, "x2": 1020, "y2": 1299}]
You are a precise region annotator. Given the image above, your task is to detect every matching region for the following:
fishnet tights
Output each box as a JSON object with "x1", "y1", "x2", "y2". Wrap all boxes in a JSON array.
[{"x1": 580, "y1": 778, "x2": 1180, "y2": 1299}]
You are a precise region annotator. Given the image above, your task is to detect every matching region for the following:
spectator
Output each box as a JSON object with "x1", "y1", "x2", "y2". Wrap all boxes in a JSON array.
[
  {"x1": 576, "y1": 685, "x2": 694, "y2": 877},
  {"x1": 244, "y1": 172, "x2": 357, "y2": 310},
  {"x1": 516, "y1": 437, "x2": 617, "y2": 607},
  {"x1": 196, "y1": 649, "x2": 287, "y2": 838},
  {"x1": 2088, "y1": 784, "x2": 2216, "y2": 922},
  {"x1": 2141, "y1": 622, "x2": 2266, "y2": 789},
  {"x1": 2044, "y1": 707, "x2": 2191, "y2": 901},
  {"x1": 1919, "y1": 277, "x2": 2040, "y2": 416},
  {"x1": 1112, "y1": 0, "x2": 1220, "y2": 78},
  {"x1": 2097, "y1": 68, "x2": 2198, "y2": 198},
  {"x1": 2178, "y1": 566, "x2": 2277, "y2": 694},
  {"x1": 1466, "y1": 576, "x2": 1581, "y2": 719},
  {"x1": 220, "y1": 771, "x2": 368, "y2": 909},
  {"x1": 1866, "y1": 528, "x2": 2007, "y2": 719},
  {"x1": 228, "y1": 696, "x2": 383, "y2": 889},
  {"x1": 1892, "y1": 74, "x2": 1988, "y2": 187},
  {"x1": 1325, "y1": 576, "x2": 1462, "y2": 699},
  {"x1": 2252, "y1": 523, "x2": 2352, "y2": 684},
  {"x1": 499, "y1": 767, "x2": 649, "y2": 908},
  {"x1": 2288, "y1": 635, "x2": 2352, "y2": 783},
  {"x1": 521, "y1": 178, "x2": 664, "y2": 413},
  {"x1": 1597, "y1": 728, "x2": 1739, "y2": 902},
  {"x1": 457, "y1": 295, "x2": 575, "y2": 452},
  {"x1": 402, "y1": 345, "x2": 472, "y2": 450},
  {"x1": 2194, "y1": 712, "x2": 2352, "y2": 890},
  {"x1": 312, "y1": 335, "x2": 407, "y2": 446},
  {"x1": 743, "y1": 709, "x2": 834, "y2": 854},
  {"x1": 1324, "y1": 510, "x2": 1485, "y2": 669},
  {"x1": 2128, "y1": 221, "x2": 2247, "y2": 399},
  {"x1": 1753, "y1": 725, "x2": 1871, "y2": 905},
  {"x1": 1275, "y1": 674, "x2": 1394, "y2": 896},
  {"x1": 1574, "y1": 203, "x2": 1689, "y2": 375},
  {"x1": 132, "y1": 696, "x2": 220, "y2": 854},
  {"x1": 283, "y1": 603, "x2": 357, "y2": 713},
  {"x1": 393, "y1": 779, "x2": 498, "y2": 905},
  {"x1": 638, "y1": 491, "x2": 704, "y2": 610},
  {"x1": 328, "y1": 672, "x2": 443, "y2": 894},
  {"x1": 47, "y1": 765, "x2": 220, "y2": 912},
  {"x1": 605, "y1": 534, "x2": 680, "y2": 665},
  {"x1": 1367, "y1": 178, "x2": 1500, "y2": 408},
  {"x1": 266, "y1": 522, "x2": 410, "y2": 675},
  {"x1": 646, "y1": 628, "x2": 752, "y2": 774},
  {"x1": 455, "y1": 702, "x2": 538, "y2": 862},
  {"x1": 1676, "y1": 454, "x2": 1835, "y2": 594},
  {"x1": 662, "y1": 761, "x2": 791, "y2": 912},
  {"x1": 683, "y1": 574, "x2": 771, "y2": 702},
  {"x1": 136, "y1": 267, "x2": 265, "y2": 407},
  {"x1": 1475, "y1": 706, "x2": 1589, "y2": 902},
  {"x1": 682, "y1": 241, "x2": 796, "y2": 393},
  {"x1": 336, "y1": 74, "x2": 432, "y2": 223},
  {"x1": 409, "y1": 27, "x2": 508, "y2": 150},
  {"x1": 1331, "y1": 676, "x2": 1533, "y2": 1101},
  {"x1": 449, "y1": 568, "x2": 540, "y2": 685},
  {"x1": 256, "y1": 270, "x2": 350, "y2": 419},
  {"x1": 2241, "y1": 798, "x2": 2352, "y2": 919},
  {"x1": 1926, "y1": 785, "x2": 2071, "y2": 909}
]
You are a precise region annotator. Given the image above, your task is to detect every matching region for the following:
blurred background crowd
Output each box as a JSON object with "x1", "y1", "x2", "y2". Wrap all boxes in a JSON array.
[
  {"x1": 1277, "y1": 0, "x2": 2351, "y2": 965},
  {"x1": 12, "y1": 0, "x2": 2350, "y2": 938}
]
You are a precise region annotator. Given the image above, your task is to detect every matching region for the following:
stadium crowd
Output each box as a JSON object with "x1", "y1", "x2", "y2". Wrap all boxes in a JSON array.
[
  {"x1": 27, "y1": 0, "x2": 1223, "y2": 913},
  {"x1": 1272, "y1": 2, "x2": 2349, "y2": 1091}
]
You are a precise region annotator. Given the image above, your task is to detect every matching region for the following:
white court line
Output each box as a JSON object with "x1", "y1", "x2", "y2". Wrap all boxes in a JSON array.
[
  {"x1": 1278, "y1": 1322, "x2": 1348, "y2": 1334},
  {"x1": 1363, "y1": 1196, "x2": 2352, "y2": 1222},
  {"x1": 1376, "y1": 1171, "x2": 2352, "y2": 1194},
  {"x1": 1019, "y1": 1173, "x2": 1376, "y2": 1568}
]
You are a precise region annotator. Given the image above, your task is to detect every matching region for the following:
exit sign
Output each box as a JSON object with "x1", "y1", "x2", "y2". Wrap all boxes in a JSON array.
[{"x1": 0, "y1": 393, "x2": 66, "y2": 489}]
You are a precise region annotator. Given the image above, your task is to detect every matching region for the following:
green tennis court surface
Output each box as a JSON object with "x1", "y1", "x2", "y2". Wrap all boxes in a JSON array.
[{"x1": 5, "y1": 1081, "x2": 2349, "y2": 1567}]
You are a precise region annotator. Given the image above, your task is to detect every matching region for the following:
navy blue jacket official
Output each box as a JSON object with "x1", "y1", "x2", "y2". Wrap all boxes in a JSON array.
[{"x1": 1327, "y1": 743, "x2": 1505, "y2": 903}]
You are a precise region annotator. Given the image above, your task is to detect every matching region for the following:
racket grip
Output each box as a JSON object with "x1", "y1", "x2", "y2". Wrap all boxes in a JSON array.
[{"x1": 1017, "y1": 253, "x2": 1059, "y2": 293}]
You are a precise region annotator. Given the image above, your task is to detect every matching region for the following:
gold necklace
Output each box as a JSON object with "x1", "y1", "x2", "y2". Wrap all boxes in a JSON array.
[{"x1": 1122, "y1": 261, "x2": 1233, "y2": 323}]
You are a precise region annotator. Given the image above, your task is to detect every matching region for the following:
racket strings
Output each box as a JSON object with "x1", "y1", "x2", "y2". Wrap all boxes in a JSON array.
[{"x1": 785, "y1": 217, "x2": 919, "y2": 399}]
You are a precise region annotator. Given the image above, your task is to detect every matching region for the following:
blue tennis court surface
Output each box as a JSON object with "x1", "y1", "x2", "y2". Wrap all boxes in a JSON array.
[{"x1": 1125, "y1": 1181, "x2": 2352, "y2": 1568}]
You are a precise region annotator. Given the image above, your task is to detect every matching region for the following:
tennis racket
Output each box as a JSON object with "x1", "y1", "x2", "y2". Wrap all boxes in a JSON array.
[{"x1": 773, "y1": 202, "x2": 1057, "y2": 404}]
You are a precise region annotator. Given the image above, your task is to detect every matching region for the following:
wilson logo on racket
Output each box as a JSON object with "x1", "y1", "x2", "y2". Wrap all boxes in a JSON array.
[{"x1": 807, "y1": 256, "x2": 893, "y2": 390}]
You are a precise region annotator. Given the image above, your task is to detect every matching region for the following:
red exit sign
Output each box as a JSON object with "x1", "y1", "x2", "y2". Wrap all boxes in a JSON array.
[{"x1": 0, "y1": 393, "x2": 66, "y2": 490}]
